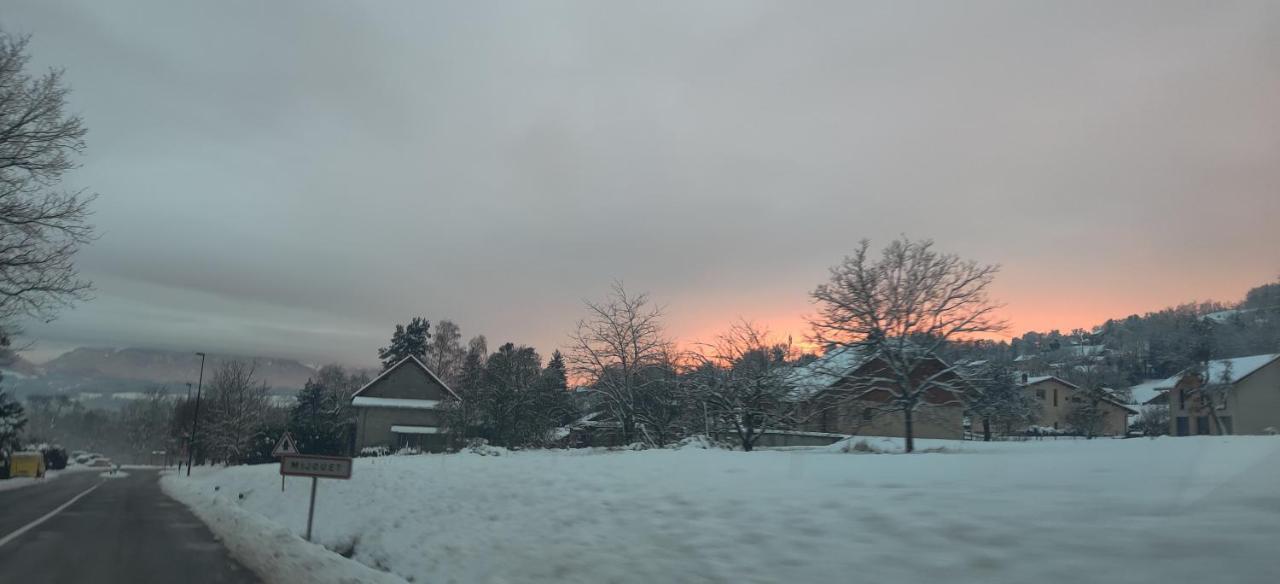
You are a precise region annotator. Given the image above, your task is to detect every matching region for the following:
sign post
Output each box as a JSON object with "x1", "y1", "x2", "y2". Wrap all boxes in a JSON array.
[
  {"x1": 272, "y1": 433, "x2": 299, "y2": 491},
  {"x1": 279, "y1": 454, "x2": 353, "y2": 541}
]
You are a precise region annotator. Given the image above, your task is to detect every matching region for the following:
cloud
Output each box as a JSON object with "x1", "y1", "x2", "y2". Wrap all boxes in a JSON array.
[{"x1": 5, "y1": 0, "x2": 1278, "y2": 365}]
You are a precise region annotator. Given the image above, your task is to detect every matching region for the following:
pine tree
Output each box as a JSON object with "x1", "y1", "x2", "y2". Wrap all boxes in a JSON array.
[
  {"x1": 533, "y1": 350, "x2": 574, "y2": 434},
  {"x1": 288, "y1": 378, "x2": 347, "y2": 455},
  {"x1": 378, "y1": 317, "x2": 430, "y2": 370}
]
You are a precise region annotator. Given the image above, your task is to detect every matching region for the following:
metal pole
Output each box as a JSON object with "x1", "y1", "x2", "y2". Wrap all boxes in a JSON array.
[
  {"x1": 305, "y1": 477, "x2": 318, "y2": 541},
  {"x1": 186, "y1": 352, "x2": 207, "y2": 476}
]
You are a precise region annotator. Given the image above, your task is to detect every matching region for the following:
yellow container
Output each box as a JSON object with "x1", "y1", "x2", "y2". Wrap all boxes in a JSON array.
[{"x1": 9, "y1": 452, "x2": 46, "y2": 478}]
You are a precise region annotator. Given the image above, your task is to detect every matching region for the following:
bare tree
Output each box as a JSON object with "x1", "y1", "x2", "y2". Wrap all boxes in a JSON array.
[
  {"x1": 120, "y1": 387, "x2": 175, "y2": 457},
  {"x1": 686, "y1": 320, "x2": 799, "y2": 451},
  {"x1": 567, "y1": 281, "x2": 671, "y2": 445},
  {"x1": 202, "y1": 360, "x2": 270, "y2": 464},
  {"x1": 426, "y1": 319, "x2": 466, "y2": 383},
  {"x1": 810, "y1": 237, "x2": 1005, "y2": 452},
  {"x1": 0, "y1": 33, "x2": 94, "y2": 324}
]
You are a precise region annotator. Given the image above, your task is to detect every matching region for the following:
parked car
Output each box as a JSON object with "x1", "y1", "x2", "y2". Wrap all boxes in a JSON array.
[
  {"x1": 9, "y1": 451, "x2": 47, "y2": 478},
  {"x1": 89, "y1": 458, "x2": 113, "y2": 468}
]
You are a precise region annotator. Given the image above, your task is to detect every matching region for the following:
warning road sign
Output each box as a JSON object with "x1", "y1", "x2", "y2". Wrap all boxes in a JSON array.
[{"x1": 271, "y1": 433, "x2": 299, "y2": 457}]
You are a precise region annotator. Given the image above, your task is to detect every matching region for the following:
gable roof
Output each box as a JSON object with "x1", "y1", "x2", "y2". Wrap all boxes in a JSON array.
[
  {"x1": 1017, "y1": 375, "x2": 1074, "y2": 388},
  {"x1": 1157, "y1": 353, "x2": 1280, "y2": 389},
  {"x1": 351, "y1": 355, "x2": 461, "y2": 401},
  {"x1": 785, "y1": 344, "x2": 965, "y2": 401}
]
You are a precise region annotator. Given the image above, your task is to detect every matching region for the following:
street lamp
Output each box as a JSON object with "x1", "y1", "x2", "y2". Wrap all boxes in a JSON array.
[{"x1": 186, "y1": 352, "x2": 207, "y2": 477}]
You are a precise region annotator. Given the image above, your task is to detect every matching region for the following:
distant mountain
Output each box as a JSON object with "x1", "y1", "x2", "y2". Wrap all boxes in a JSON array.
[
  {"x1": 0, "y1": 353, "x2": 42, "y2": 379},
  {"x1": 1, "y1": 347, "x2": 317, "y2": 400},
  {"x1": 40, "y1": 347, "x2": 317, "y2": 389}
]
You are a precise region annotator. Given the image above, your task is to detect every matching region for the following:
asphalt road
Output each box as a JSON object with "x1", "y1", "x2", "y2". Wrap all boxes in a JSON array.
[{"x1": 0, "y1": 468, "x2": 258, "y2": 584}]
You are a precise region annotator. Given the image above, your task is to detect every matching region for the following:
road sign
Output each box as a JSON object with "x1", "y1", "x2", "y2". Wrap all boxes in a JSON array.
[
  {"x1": 279, "y1": 454, "x2": 353, "y2": 479},
  {"x1": 271, "y1": 433, "x2": 299, "y2": 458},
  {"x1": 278, "y1": 454, "x2": 354, "y2": 541}
]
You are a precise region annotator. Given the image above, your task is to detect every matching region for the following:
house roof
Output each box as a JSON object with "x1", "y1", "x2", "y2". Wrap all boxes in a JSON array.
[
  {"x1": 1018, "y1": 375, "x2": 1068, "y2": 387},
  {"x1": 1127, "y1": 379, "x2": 1174, "y2": 405},
  {"x1": 784, "y1": 346, "x2": 876, "y2": 399},
  {"x1": 1157, "y1": 353, "x2": 1280, "y2": 389},
  {"x1": 350, "y1": 355, "x2": 461, "y2": 401}
]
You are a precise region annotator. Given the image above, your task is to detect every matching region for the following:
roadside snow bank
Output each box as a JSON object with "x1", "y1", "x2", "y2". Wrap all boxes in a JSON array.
[
  {"x1": 161, "y1": 470, "x2": 407, "y2": 584},
  {"x1": 169, "y1": 438, "x2": 1280, "y2": 584}
]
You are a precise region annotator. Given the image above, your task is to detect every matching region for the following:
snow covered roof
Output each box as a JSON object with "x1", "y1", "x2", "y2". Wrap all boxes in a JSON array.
[
  {"x1": 1127, "y1": 379, "x2": 1174, "y2": 404},
  {"x1": 784, "y1": 346, "x2": 875, "y2": 399},
  {"x1": 1013, "y1": 354, "x2": 1037, "y2": 362},
  {"x1": 1159, "y1": 353, "x2": 1280, "y2": 388},
  {"x1": 1203, "y1": 308, "x2": 1259, "y2": 324},
  {"x1": 352, "y1": 396, "x2": 442, "y2": 410},
  {"x1": 390, "y1": 425, "x2": 440, "y2": 434},
  {"x1": 1017, "y1": 375, "x2": 1061, "y2": 387}
]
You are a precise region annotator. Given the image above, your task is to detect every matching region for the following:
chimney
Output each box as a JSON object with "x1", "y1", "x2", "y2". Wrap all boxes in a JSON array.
[{"x1": 1021, "y1": 373, "x2": 1029, "y2": 384}]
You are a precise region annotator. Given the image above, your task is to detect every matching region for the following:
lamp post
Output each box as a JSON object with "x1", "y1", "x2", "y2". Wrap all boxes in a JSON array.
[{"x1": 186, "y1": 352, "x2": 207, "y2": 476}]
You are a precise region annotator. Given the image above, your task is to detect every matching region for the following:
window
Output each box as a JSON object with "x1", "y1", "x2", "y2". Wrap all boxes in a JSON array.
[
  {"x1": 1176, "y1": 417, "x2": 1189, "y2": 436},
  {"x1": 1195, "y1": 416, "x2": 1210, "y2": 435},
  {"x1": 861, "y1": 408, "x2": 874, "y2": 422},
  {"x1": 1053, "y1": 388, "x2": 1058, "y2": 407},
  {"x1": 1179, "y1": 388, "x2": 1188, "y2": 410},
  {"x1": 1035, "y1": 389, "x2": 1045, "y2": 399}
]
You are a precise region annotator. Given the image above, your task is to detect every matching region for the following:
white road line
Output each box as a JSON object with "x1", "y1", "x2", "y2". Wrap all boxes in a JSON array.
[{"x1": 0, "y1": 482, "x2": 102, "y2": 549}]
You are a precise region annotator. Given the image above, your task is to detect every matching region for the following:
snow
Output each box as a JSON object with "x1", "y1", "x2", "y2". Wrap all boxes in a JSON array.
[
  {"x1": 160, "y1": 470, "x2": 407, "y2": 584},
  {"x1": 99, "y1": 471, "x2": 130, "y2": 479},
  {"x1": 784, "y1": 346, "x2": 872, "y2": 397},
  {"x1": 1128, "y1": 378, "x2": 1174, "y2": 404},
  {"x1": 351, "y1": 396, "x2": 441, "y2": 410},
  {"x1": 389, "y1": 425, "x2": 439, "y2": 434},
  {"x1": 165, "y1": 438, "x2": 1280, "y2": 584}
]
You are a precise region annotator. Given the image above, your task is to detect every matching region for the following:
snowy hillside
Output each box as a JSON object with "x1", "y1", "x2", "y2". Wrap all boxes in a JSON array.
[{"x1": 164, "y1": 438, "x2": 1280, "y2": 584}]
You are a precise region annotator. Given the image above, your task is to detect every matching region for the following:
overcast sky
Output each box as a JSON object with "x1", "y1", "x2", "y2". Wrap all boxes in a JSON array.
[{"x1": 3, "y1": 1, "x2": 1277, "y2": 367}]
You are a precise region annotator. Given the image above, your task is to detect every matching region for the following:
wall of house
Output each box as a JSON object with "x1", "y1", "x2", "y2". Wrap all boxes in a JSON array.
[
  {"x1": 1168, "y1": 375, "x2": 1235, "y2": 436},
  {"x1": 355, "y1": 407, "x2": 448, "y2": 451},
  {"x1": 1231, "y1": 359, "x2": 1280, "y2": 435},
  {"x1": 1025, "y1": 379, "x2": 1072, "y2": 430},
  {"x1": 804, "y1": 399, "x2": 963, "y2": 439}
]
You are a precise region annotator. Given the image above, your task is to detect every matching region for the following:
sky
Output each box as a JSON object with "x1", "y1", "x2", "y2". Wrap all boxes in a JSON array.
[{"x1": 2, "y1": 1, "x2": 1277, "y2": 367}]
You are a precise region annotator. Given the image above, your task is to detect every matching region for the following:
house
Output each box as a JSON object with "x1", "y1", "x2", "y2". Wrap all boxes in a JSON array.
[
  {"x1": 1165, "y1": 353, "x2": 1280, "y2": 436},
  {"x1": 790, "y1": 346, "x2": 969, "y2": 440},
  {"x1": 351, "y1": 356, "x2": 460, "y2": 452},
  {"x1": 1016, "y1": 374, "x2": 1135, "y2": 436}
]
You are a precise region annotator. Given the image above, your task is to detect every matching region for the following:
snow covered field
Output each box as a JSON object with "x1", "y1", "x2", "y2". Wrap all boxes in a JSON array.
[{"x1": 163, "y1": 437, "x2": 1280, "y2": 584}]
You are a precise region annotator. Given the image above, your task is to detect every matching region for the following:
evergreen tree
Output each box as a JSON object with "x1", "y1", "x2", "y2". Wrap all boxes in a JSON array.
[
  {"x1": 288, "y1": 378, "x2": 347, "y2": 455},
  {"x1": 479, "y1": 343, "x2": 542, "y2": 448},
  {"x1": 378, "y1": 317, "x2": 430, "y2": 370},
  {"x1": 533, "y1": 350, "x2": 574, "y2": 434},
  {"x1": 441, "y1": 347, "x2": 487, "y2": 442}
]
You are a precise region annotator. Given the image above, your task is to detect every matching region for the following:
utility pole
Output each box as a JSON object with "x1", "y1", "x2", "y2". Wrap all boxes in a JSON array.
[{"x1": 186, "y1": 352, "x2": 207, "y2": 476}]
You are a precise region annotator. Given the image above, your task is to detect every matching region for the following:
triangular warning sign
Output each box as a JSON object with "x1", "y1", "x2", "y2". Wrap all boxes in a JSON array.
[{"x1": 272, "y1": 433, "x2": 299, "y2": 457}]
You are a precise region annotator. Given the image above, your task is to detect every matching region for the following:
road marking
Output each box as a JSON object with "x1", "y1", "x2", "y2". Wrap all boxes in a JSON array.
[{"x1": 0, "y1": 482, "x2": 103, "y2": 549}]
